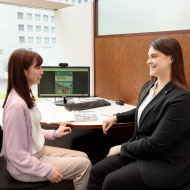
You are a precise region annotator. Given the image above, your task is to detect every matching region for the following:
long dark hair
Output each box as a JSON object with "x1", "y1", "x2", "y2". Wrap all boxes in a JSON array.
[
  {"x1": 145, "y1": 37, "x2": 189, "y2": 93},
  {"x1": 3, "y1": 49, "x2": 43, "y2": 109}
]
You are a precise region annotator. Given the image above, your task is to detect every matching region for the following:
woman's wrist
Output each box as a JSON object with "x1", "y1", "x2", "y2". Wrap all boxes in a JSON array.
[{"x1": 113, "y1": 115, "x2": 117, "y2": 123}]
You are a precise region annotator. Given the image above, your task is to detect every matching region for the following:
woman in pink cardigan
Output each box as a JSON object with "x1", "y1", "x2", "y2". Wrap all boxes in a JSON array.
[{"x1": 2, "y1": 49, "x2": 91, "y2": 190}]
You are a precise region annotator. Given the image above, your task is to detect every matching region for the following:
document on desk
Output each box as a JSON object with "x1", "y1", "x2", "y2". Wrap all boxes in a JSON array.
[
  {"x1": 43, "y1": 113, "x2": 99, "y2": 124},
  {"x1": 74, "y1": 113, "x2": 98, "y2": 122},
  {"x1": 37, "y1": 100, "x2": 100, "y2": 124}
]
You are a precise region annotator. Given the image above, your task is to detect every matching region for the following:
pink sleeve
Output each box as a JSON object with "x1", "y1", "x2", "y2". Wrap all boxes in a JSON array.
[
  {"x1": 3, "y1": 105, "x2": 54, "y2": 178},
  {"x1": 42, "y1": 129, "x2": 60, "y2": 140}
]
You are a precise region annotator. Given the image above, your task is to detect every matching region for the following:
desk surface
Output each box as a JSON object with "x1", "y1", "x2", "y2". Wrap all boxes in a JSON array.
[
  {"x1": 0, "y1": 98, "x2": 135, "y2": 129},
  {"x1": 37, "y1": 98, "x2": 135, "y2": 129}
]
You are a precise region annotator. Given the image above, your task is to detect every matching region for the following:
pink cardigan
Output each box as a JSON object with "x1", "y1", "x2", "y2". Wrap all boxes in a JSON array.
[{"x1": 2, "y1": 90, "x2": 60, "y2": 178}]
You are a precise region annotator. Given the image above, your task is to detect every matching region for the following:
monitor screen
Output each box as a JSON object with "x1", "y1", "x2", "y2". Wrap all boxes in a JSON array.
[{"x1": 38, "y1": 66, "x2": 90, "y2": 98}]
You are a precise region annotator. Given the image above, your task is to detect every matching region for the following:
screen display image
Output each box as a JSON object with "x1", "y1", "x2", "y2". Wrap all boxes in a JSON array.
[{"x1": 38, "y1": 67, "x2": 90, "y2": 98}]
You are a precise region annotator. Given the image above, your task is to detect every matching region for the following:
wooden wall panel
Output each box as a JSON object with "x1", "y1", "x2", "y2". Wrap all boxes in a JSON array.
[{"x1": 95, "y1": 33, "x2": 190, "y2": 105}]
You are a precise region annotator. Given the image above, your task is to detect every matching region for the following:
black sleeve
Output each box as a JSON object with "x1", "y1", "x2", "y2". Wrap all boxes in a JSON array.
[{"x1": 116, "y1": 108, "x2": 136, "y2": 123}]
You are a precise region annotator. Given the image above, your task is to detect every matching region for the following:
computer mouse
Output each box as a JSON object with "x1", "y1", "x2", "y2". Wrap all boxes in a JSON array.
[{"x1": 115, "y1": 100, "x2": 124, "y2": 106}]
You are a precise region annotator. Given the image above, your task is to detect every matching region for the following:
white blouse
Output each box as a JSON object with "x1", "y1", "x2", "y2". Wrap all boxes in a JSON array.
[
  {"x1": 137, "y1": 82, "x2": 157, "y2": 127},
  {"x1": 29, "y1": 104, "x2": 45, "y2": 154}
]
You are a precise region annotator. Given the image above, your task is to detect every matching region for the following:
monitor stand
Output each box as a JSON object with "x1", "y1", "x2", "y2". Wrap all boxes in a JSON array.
[{"x1": 54, "y1": 97, "x2": 73, "y2": 106}]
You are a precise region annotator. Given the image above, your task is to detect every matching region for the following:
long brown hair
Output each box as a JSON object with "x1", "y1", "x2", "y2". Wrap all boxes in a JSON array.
[
  {"x1": 145, "y1": 37, "x2": 189, "y2": 94},
  {"x1": 3, "y1": 49, "x2": 43, "y2": 109}
]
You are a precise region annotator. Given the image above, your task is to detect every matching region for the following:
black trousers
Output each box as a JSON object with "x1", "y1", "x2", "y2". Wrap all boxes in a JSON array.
[{"x1": 87, "y1": 155, "x2": 179, "y2": 190}]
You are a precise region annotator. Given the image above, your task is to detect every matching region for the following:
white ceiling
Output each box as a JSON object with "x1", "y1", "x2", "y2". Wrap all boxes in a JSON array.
[{"x1": 0, "y1": 0, "x2": 72, "y2": 10}]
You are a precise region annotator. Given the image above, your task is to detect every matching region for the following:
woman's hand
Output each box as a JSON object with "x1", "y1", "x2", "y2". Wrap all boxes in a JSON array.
[
  {"x1": 58, "y1": 122, "x2": 72, "y2": 137},
  {"x1": 107, "y1": 145, "x2": 121, "y2": 157},
  {"x1": 48, "y1": 167, "x2": 63, "y2": 183},
  {"x1": 102, "y1": 116, "x2": 117, "y2": 134}
]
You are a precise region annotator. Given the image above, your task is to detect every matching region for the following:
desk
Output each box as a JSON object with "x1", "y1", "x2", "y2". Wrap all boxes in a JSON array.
[{"x1": 37, "y1": 98, "x2": 135, "y2": 129}]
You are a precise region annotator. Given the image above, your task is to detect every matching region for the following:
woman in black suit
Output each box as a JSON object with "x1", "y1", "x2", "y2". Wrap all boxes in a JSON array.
[{"x1": 87, "y1": 37, "x2": 190, "y2": 190}]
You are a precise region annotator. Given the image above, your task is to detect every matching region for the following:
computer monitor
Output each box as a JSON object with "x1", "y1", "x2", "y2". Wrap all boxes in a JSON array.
[{"x1": 38, "y1": 66, "x2": 90, "y2": 104}]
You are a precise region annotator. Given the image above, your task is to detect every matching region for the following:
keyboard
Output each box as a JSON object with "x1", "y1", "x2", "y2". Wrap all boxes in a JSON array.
[{"x1": 64, "y1": 99, "x2": 111, "y2": 111}]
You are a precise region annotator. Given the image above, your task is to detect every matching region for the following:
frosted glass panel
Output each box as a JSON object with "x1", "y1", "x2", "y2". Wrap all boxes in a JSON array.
[{"x1": 98, "y1": 0, "x2": 190, "y2": 35}]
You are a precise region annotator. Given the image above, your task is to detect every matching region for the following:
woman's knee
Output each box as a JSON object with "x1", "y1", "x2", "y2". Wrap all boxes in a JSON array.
[
  {"x1": 80, "y1": 157, "x2": 92, "y2": 171},
  {"x1": 74, "y1": 150, "x2": 89, "y2": 158},
  {"x1": 80, "y1": 151, "x2": 89, "y2": 158},
  {"x1": 103, "y1": 173, "x2": 130, "y2": 190},
  {"x1": 89, "y1": 162, "x2": 105, "y2": 178}
]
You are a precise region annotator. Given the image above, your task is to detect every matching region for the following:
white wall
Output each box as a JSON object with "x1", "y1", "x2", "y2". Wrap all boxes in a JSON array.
[
  {"x1": 98, "y1": 0, "x2": 190, "y2": 35},
  {"x1": 55, "y1": 2, "x2": 94, "y2": 96}
]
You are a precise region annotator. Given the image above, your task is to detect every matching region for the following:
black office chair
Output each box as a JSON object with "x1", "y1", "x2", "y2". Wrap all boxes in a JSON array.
[
  {"x1": 178, "y1": 184, "x2": 190, "y2": 190},
  {"x1": 0, "y1": 125, "x2": 50, "y2": 190},
  {"x1": 0, "y1": 125, "x2": 74, "y2": 190}
]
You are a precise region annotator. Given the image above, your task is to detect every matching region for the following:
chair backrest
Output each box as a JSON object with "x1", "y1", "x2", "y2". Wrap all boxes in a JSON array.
[{"x1": 0, "y1": 126, "x2": 3, "y2": 152}]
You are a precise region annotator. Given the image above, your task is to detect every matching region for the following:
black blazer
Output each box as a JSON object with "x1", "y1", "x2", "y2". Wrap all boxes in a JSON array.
[{"x1": 116, "y1": 81, "x2": 190, "y2": 188}]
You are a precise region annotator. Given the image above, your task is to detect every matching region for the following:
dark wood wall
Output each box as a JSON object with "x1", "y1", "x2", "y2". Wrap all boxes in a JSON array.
[{"x1": 94, "y1": 32, "x2": 190, "y2": 105}]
